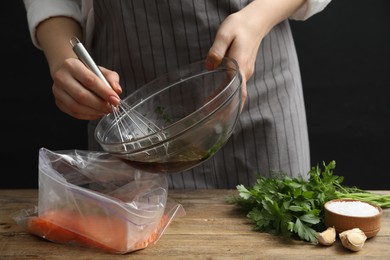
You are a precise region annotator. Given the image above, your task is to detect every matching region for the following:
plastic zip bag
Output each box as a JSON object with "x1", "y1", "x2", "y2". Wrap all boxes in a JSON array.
[{"x1": 13, "y1": 148, "x2": 185, "y2": 254}]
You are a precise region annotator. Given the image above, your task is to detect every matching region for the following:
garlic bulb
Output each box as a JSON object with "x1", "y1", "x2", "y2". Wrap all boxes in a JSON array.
[
  {"x1": 317, "y1": 226, "x2": 336, "y2": 246},
  {"x1": 339, "y1": 228, "x2": 367, "y2": 251}
]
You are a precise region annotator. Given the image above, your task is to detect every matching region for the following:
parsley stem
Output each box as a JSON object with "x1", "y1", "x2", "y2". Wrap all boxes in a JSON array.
[{"x1": 335, "y1": 191, "x2": 390, "y2": 208}]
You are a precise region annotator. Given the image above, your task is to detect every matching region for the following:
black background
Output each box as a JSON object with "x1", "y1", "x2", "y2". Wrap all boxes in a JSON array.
[{"x1": 2, "y1": 1, "x2": 389, "y2": 189}]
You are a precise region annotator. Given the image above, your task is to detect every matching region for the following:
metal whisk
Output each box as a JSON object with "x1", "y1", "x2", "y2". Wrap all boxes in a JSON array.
[{"x1": 69, "y1": 37, "x2": 162, "y2": 145}]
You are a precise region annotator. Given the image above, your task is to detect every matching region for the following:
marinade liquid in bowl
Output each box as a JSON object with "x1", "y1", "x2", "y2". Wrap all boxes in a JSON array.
[{"x1": 95, "y1": 57, "x2": 242, "y2": 174}]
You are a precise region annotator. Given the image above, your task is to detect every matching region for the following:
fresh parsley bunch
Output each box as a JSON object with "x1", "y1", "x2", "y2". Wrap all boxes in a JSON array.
[{"x1": 231, "y1": 161, "x2": 390, "y2": 243}]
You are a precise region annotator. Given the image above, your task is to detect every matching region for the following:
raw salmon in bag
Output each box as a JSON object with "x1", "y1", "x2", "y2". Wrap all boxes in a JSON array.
[{"x1": 13, "y1": 148, "x2": 185, "y2": 254}]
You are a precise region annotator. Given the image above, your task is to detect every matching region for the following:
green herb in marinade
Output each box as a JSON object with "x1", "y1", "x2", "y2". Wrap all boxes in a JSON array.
[{"x1": 154, "y1": 106, "x2": 172, "y2": 124}]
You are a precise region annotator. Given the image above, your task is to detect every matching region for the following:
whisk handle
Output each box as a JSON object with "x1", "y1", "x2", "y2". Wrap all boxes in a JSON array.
[{"x1": 69, "y1": 37, "x2": 112, "y2": 89}]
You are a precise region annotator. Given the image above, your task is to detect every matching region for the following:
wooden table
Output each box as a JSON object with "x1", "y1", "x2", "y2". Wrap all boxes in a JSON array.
[{"x1": 1, "y1": 189, "x2": 389, "y2": 259}]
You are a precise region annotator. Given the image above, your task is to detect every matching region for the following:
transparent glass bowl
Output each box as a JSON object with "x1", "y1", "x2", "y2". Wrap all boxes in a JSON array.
[{"x1": 95, "y1": 57, "x2": 242, "y2": 174}]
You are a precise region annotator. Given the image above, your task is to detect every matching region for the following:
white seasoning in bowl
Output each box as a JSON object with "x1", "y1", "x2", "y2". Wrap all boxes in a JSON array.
[{"x1": 326, "y1": 201, "x2": 380, "y2": 217}]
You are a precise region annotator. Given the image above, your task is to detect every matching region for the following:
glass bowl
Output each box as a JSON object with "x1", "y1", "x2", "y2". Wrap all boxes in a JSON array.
[{"x1": 95, "y1": 57, "x2": 242, "y2": 174}]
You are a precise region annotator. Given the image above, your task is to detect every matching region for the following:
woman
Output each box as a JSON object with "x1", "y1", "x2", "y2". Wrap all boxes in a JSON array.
[{"x1": 23, "y1": 0, "x2": 332, "y2": 189}]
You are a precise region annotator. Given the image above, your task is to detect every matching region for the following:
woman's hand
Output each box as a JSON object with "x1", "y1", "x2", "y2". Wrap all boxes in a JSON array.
[
  {"x1": 35, "y1": 16, "x2": 122, "y2": 120},
  {"x1": 51, "y1": 58, "x2": 122, "y2": 120},
  {"x1": 205, "y1": 0, "x2": 306, "y2": 107},
  {"x1": 205, "y1": 10, "x2": 263, "y2": 107}
]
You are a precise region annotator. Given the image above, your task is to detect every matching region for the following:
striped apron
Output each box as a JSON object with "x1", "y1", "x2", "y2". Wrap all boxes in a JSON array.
[{"x1": 88, "y1": 0, "x2": 310, "y2": 189}]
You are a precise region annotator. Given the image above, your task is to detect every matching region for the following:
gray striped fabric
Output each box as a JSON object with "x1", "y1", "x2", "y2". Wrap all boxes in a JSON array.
[{"x1": 88, "y1": 0, "x2": 310, "y2": 189}]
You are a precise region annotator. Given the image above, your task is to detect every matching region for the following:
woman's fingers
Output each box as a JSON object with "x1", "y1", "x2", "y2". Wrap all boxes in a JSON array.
[
  {"x1": 100, "y1": 67, "x2": 122, "y2": 95},
  {"x1": 51, "y1": 58, "x2": 122, "y2": 120}
]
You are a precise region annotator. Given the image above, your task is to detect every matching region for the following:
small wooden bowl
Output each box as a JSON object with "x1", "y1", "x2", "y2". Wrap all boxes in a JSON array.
[{"x1": 324, "y1": 199, "x2": 382, "y2": 238}]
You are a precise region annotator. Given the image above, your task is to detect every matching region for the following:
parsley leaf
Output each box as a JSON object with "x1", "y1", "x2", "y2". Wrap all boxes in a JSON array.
[{"x1": 230, "y1": 161, "x2": 341, "y2": 243}]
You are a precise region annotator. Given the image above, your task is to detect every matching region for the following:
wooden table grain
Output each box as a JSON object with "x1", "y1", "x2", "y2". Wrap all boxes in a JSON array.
[{"x1": 1, "y1": 189, "x2": 389, "y2": 259}]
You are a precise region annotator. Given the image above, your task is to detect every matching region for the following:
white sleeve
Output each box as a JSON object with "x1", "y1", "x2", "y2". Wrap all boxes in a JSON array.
[
  {"x1": 23, "y1": 0, "x2": 82, "y2": 49},
  {"x1": 290, "y1": 0, "x2": 332, "y2": 21}
]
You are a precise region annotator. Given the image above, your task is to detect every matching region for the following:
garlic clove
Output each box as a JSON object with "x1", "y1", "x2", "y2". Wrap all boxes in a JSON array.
[
  {"x1": 317, "y1": 226, "x2": 336, "y2": 246},
  {"x1": 339, "y1": 228, "x2": 367, "y2": 252}
]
